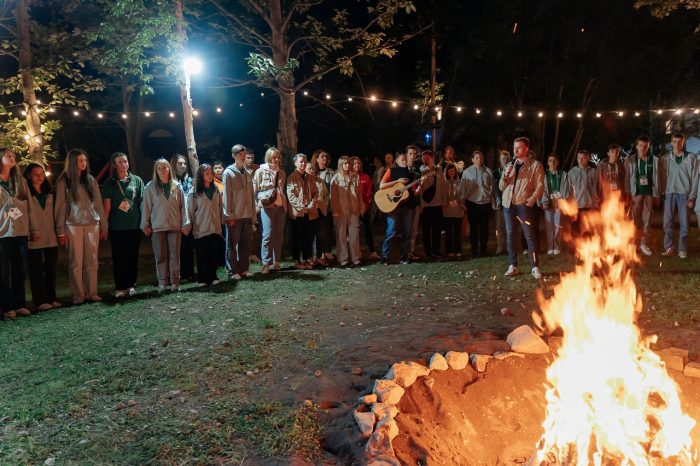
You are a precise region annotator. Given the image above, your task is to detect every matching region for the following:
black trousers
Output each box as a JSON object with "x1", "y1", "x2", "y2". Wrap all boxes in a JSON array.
[
  {"x1": 316, "y1": 212, "x2": 333, "y2": 256},
  {"x1": 360, "y1": 211, "x2": 375, "y2": 253},
  {"x1": 466, "y1": 201, "x2": 491, "y2": 256},
  {"x1": 27, "y1": 246, "x2": 58, "y2": 306},
  {"x1": 291, "y1": 215, "x2": 313, "y2": 261},
  {"x1": 444, "y1": 217, "x2": 463, "y2": 255},
  {"x1": 421, "y1": 206, "x2": 444, "y2": 256},
  {"x1": 0, "y1": 236, "x2": 27, "y2": 312},
  {"x1": 180, "y1": 231, "x2": 195, "y2": 280},
  {"x1": 196, "y1": 234, "x2": 221, "y2": 284},
  {"x1": 110, "y1": 229, "x2": 141, "y2": 290}
]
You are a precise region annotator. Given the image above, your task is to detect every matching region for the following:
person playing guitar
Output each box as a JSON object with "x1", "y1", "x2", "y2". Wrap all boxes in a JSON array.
[{"x1": 377, "y1": 152, "x2": 426, "y2": 264}]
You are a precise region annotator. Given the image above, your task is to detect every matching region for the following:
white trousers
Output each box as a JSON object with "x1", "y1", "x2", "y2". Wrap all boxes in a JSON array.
[{"x1": 66, "y1": 224, "x2": 100, "y2": 302}]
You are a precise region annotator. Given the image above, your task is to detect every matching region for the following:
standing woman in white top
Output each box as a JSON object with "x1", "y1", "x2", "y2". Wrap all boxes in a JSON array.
[
  {"x1": 24, "y1": 163, "x2": 60, "y2": 312},
  {"x1": 253, "y1": 147, "x2": 287, "y2": 274},
  {"x1": 184, "y1": 164, "x2": 223, "y2": 287},
  {"x1": 141, "y1": 159, "x2": 188, "y2": 292},
  {"x1": 0, "y1": 148, "x2": 31, "y2": 318},
  {"x1": 461, "y1": 150, "x2": 495, "y2": 258},
  {"x1": 330, "y1": 156, "x2": 364, "y2": 266},
  {"x1": 55, "y1": 149, "x2": 108, "y2": 305}
]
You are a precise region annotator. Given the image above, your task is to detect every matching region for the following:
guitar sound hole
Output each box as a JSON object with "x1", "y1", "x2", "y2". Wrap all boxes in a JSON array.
[{"x1": 393, "y1": 190, "x2": 400, "y2": 196}]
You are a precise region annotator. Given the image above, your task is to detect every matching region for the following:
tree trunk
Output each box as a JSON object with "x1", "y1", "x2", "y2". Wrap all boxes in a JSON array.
[
  {"x1": 277, "y1": 91, "x2": 298, "y2": 167},
  {"x1": 122, "y1": 84, "x2": 137, "y2": 174},
  {"x1": 176, "y1": 0, "x2": 199, "y2": 174},
  {"x1": 269, "y1": 0, "x2": 297, "y2": 166},
  {"x1": 16, "y1": 0, "x2": 43, "y2": 165}
]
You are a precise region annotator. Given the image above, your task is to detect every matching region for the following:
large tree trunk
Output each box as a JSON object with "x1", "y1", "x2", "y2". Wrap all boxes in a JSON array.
[
  {"x1": 175, "y1": 0, "x2": 199, "y2": 174},
  {"x1": 269, "y1": 0, "x2": 297, "y2": 166},
  {"x1": 16, "y1": 0, "x2": 43, "y2": 165}
]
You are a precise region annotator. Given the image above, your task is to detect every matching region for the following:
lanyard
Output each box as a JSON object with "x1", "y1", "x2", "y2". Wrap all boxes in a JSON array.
[
  {"x1": 546, "y1": 171, "x2": 561, "y2": 192},
  {"x1": 116, "y1": 175, "x2": 132, "y2": 199},
  {"x1": 638, "y1": 157, "x2": 651, "y2": 177}
]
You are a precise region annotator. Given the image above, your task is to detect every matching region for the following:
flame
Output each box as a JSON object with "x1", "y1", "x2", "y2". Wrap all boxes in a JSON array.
[{"x1": 531, "y1": 191, "x2": 697, "y2": 465}]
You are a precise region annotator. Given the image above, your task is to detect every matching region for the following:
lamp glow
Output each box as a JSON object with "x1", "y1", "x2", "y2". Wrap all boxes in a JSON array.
[{"x1": 183, "y1": 56, "x2": 203, "y2": 75}]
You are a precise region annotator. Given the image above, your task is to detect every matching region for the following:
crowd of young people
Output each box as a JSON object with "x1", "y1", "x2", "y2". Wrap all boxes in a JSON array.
[{"x1": 0, "y1": 131, "x2": 697, "y2": 318}]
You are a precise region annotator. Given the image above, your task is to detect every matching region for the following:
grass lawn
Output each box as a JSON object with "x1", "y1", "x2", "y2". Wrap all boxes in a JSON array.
[{"x1": 1, "y1": 225, "x2": 699, "y2": 465}]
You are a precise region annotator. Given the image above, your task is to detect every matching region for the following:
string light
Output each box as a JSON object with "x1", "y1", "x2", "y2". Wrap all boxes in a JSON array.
[
  {"x1": 347, "y1": 97, "x2": 353, "y2": 102},
  {"x1": 496, "y1": 110, "x2": 503, "y2": 116},
  {"x1": 634, "y1": 111, "x2": 640, "y2": 117},
  {"x1": 23, "y1": 134, "x2": 30, "y2": 141},
  {"x1": 413, "y1": 104, "x2": 419, "y2": 110},
  {"x1": 169, "y1": 112, "x2": 175, "y2": 118},
  {"x1": 36, "y1": 100, "x2": 41, "y2": 104},
  {"x1": 557, "y1": 112, "x2": 563, "y2": 118},
  {"x1": 456, "y1": 106, "x2": 462, "y2": 112},
  {"x1": 48, "y1": 107, "x2": 55, "y2": 113},
  {"x1": 538, "y1": 112, "x2": 544, "y2": 118},
  {"x1": 595, "y1": 113, "x2": 602, "y2": 118},
  {"x1": 145, "y1": 112, "x2": 151, "y2": 117},
  {"x1": 121, "y1": 113, "x2": 127, "y2": 119},
  {"x1": 576, "y1": 112, "x2": 582, "y2": 118},
  {"x1": 391, "y1": 101, "x2": 397, "y2": 107},
  {"x1": 239, "y1": 103, "x2": 243, "y2": 107},
  {"x1": 21, "y1": 110, "x2": 26, "y2": 116},
  {"x1": 325, "y1": 94, "x2": 331, "y2": 100},
  {"x1": 517, "y1": 111, "x2": 523, "y2": 118},
  {"x1": 72, "y1": 110, "x2": 79, "y2": 116},
  {"x1": 618, "y1": 111, "x2": 624, "y2": 117},
  {"x1": 675, "y1": 109, "x2": 682, "y2": 115},
  {"x1": 216, "y1": 107, "x2": 222, "y2": 113},
  {"x1": 192, "y1": 110, "x2": 199, "y2": 116},
  {"x1": 475, "y1": 108, "x2": 481, "y2": 114},
  {"x1": 370, "y1": 95, "x2": 377, "y2": 102},
  {"x1": 97, "y1": 113, "x2": 104, "y2": 119},
  {"x1": 260, "y1": 92, "x2": 265, "y2": 97},
  {"x1": 303, "y1": 90, "x2": 308, "y2": 96},
  {"x1": 694, "y1": 109, "x2": 700, "y2": 114}
]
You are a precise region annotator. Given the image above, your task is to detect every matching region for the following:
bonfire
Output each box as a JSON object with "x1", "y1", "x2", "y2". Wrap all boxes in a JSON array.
[{"x1": 530, "y1": 191, "x2": 697, "y2": 465}]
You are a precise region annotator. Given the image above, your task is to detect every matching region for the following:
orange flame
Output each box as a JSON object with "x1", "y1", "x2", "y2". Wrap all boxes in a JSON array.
[{"x1": 531, "y1": 191, "x2": 697, "y2": 465}]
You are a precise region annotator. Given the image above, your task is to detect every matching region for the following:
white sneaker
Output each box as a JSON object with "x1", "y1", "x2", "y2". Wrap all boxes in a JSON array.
[
  {"x1": 679, "y1": 251, "x2": 687, "y2": 259},
  {"x1": 552, "y1": 249, "x2": 561, "y2": 255},
  {"x1": 115, "y1": 290, "x2": 127, "y2": 298},
  {"x1": 198, "y1": 282, "x2": 207, "y2": 288},
  {"x1": 171, "y1": 285, "x2": 180, "y2": 292},
  {"x1": 531, "y1": 267, "x2": 542, "y2": 279},
  {"x1": 523, "y1": 250, "x2": 528, "y2": 255},
  {"x1": 158, "y1": 285, "x2": 167, "y2": 293},
  {"x1": 241, "y1": 270, "x2": 254, "y2": 278},
  {"x1": 660, "y1": 248, "x2": 674, "y2": 257},
  {"x1": 231, "y1": 273, "x2": 242, "y2": 280},
  {"x1": 640, "y1": 244, "x2": 652, "y2": 256},
  {"x1": 212, "y1": 279, "x2": 221, "y2": 285},
  {"x1": 128, "y1": 287, "x2": 137, "y2": 297},
  {"x1": 546, "y1": 250, "x2": 554, "y2": 255},
  {"x1": 504, "y1": 265, "x2": 520, "y2": 277}
]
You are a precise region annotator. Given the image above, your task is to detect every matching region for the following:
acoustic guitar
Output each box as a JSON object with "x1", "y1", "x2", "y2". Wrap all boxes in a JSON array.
[{"x1": 374, "y1": 172, "x2": 434, "y2": 213}]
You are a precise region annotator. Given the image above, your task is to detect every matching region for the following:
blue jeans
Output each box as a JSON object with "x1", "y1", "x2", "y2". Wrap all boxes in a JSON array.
[
  {"x1": 260, "y1": 205, "x2": 286, "y2": 265},
  {"x1": 663, "y1": 193, "x2": 689, "y2": 253},
  {"x1": 381, "y1": 207, "x2": 414, "y2": 260},
  {"x1": 504, "y1": 204, "x2": 539, "y2": 268},
  {"x1": 543, "y1": 207, "x2": 562, "y2": 251}
]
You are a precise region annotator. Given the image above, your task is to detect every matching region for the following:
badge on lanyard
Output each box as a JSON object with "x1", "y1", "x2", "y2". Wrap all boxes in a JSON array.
[
  {"x1": 610, "y1": 181, "x2": 619, "y2": 190},
  {"x1": 118, "y1": 199, "x2": 132, "y2": 213},
  {"x1": 8, "y1": 206, "x2": 23, "y2": 220},
  {"x1": 551, "y1": 191, "x2": 562, "y2": 200},
  {"x1": 639, "y1": 176, "x2": 649, "y2": 186}
]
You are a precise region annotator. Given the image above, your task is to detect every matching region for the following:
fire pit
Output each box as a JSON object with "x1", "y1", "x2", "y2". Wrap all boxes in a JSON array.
[{"x1": 356, "y1": 192, "x2": 700, "y2": 465}]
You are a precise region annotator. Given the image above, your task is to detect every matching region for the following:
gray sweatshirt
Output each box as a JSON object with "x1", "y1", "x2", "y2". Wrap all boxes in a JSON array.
[
  {"x1": 185, "y1": 189, "x2": 223, "y2": 239},
  {"x1": 54, "y1": 176, "x2": 107, "y2": 236},
  {"x1": 223, "y1": 164, "x2": 256, "y2": 221},
  {"x1": 140, "y1": 181, "x2": 188, "y2": 232},
  {"x1": 462, "y1": 165, "x2": 495, "y2": 205},
  {"x1": 658, "y1": 151, "x2": 698, "y2": 199},
  {"x1": 28, "y1": 192, "x2": 58, "y2": 249},
  {"x1": 419, "y1": 166, "x2": 447, "y2": 208},
  {"x1": 0, "y1": 178, "x2": 29, "y2": 238},
  {"x1": 565, "y1": 166, "x2": 600, "y2": 209}
]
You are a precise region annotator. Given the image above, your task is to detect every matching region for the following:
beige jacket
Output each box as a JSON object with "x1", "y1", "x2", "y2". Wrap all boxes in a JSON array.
[
  {"x1": 498, "y1": 157, "x2": 545, "y2": 208},
  {"x1": 252, "y1": 164, "x2": 288, "y2": 212},
  {"x1": 330, "y1": 173, "x2": 364, "y2": 216},
  {"x1": 286, "y1": 170, "x2": 319, "y2": 219}
]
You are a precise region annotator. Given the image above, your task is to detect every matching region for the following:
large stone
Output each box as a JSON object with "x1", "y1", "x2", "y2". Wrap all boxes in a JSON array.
[
  {"x1": 354, "y1": 409, "x2": 375, "y2": 437},
  {"x1": 372, "y1": 403, "x2": 399, "y2": 421},
  {"x1": 367, "y1": 454, "x2": 401, "y2": 466},
  {"x1": 366, "y1": 424, "x2": 395, "y2": 457},
  {"x1": 507, "y1": 325, "x2": 549, "y2": 354},
  {"x1": 384, "y1": 361, "x2": 429, "y2": 388},
  {"x1": 493, "y1": 351, "x2": 525, "y2": 360},
  {"x1": 428, "y1": 353, "x2": 449, "y2": 371},
  {"x1": 657, "y1": 347, "x2": 689, "y2": 372},
  {"x1": 373, "y1": 379, "x2": 405, "y2": 405},
  {"x1": 377, "y1": 416, "x2": 399, "y2": 440},
  {"x1": 470, "y1": 354, "x2": 492, "y2": 373},
  {"x1": 683, "y1": 362, "x2": 700, "y2": 379},
  {"x1": 445, "y1": 351, "x2": 469, "y2": 370},
  {"x1": 359, "y1": 394, "x2": 378, "y2": 405}
]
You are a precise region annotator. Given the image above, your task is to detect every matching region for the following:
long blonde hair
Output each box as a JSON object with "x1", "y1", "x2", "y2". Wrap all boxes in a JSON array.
[
  {"x1": 0, "y1": 148, "x2": 27, "y2": 200},
  {"x1": 152, "y1": 158, "x2": 177, "y2": 194},
  {"x1": 336, "y1": 155, "x2": 351, "y2": 176}
]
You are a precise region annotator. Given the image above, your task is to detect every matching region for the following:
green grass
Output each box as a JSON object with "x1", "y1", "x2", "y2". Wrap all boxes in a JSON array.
[{"x1": 2, "y1": 223, "x2": 699, "y2": 464}]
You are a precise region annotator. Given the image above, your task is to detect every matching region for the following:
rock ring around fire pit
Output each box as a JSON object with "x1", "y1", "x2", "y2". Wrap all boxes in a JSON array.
[{"x1": 355, "y1": 325, "x2": 700, "y2": 465}]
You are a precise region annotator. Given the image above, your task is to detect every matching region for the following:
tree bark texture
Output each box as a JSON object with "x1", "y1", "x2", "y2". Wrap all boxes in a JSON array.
[
  {"x1": 270, "y1": 0, "x2": 297, "y2": 166},
  {"x1": 16, "y1": 0, "x2": 44, "y2": 165},
  {"x1": 176, "y1": 0, "x2": 199, "y2": 175}
]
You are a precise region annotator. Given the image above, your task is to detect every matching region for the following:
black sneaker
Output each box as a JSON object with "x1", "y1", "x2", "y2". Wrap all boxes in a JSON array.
[
  {"x1": 378, "y1": 256, "x2": 388, "y2": 265},
  {"x1": 400, "y1": 257, "x2": 411, "y2": 265}
]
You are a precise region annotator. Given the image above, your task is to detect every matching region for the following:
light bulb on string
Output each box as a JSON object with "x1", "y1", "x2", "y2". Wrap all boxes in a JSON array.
[
  {"x1": 370, "y1": 95, "x2": 377, "y2": 102},
  {"x1": 216, "y1": 107, "x2": 222, "y2": 113},
  {"x1": 23, "y1": 134, "x2": 30, "y2": 141},
  {"x1": 122, "y1": 113, "x2": 127, "y2": 119},
  {"x1": 595, "y1": 113, "x2": 602, "y2": 118},
  {"x1": 145, "y1": 112, "x2": 151, "y2": 117},
  {"x1": 618, "y1": 111, "x2": 624, "y2": 117},
  {"x1": 694, "y1": 109, "x2": 700, "y2": 114},
  {"x1": 391, "y1": 101, "x2": 397, "y2": 108},
  {"x1": 557, "y1": 112, "x2": 563, "y2": 118},
  {"x1": 325, "y1": 94, "x2": 331, "y2": 100},
  {"x1": 193, "y1": 110, "x2": 199, "y2": 116},
  {"x1": 347, "y1": 97, "x2": 353, "y2": 102},
  {"x1": 456, "y1": 106, "x2": 462, "y2": 112},
  {"x1": 538, "y1": 112, "x2": 544, "y2": 118},
  {"x1": 496, "y1": 110, "x2": 502, "y2": 116},
  {"x1": 169, "y1": 112, "x2": 175, "y2": 118},
  {"x1": 475, "y1": 108, "x2": 481, "y2": 114},
  {"x1": 517, "y1": 111, "x2": 523, "y2": 118},
  {"x1": 73, "y1": 111, "x2": 79, "y2": 116},
  {"x1": 303, "y1": 91, "x2": 309, "y2": 96},
  {"x1": 576, "y1": 112, "x2": 582, "y2": 118},
  {"x1": 634, "y1": 112, "x2": 641, "y2": 117},
  {"x1": 48, "y1": 107, "x2": 55, "y2": 113},
  {"x1": 413, "y1": 104, "x2": 419, "y2": 110},
  {"x1": 97, "y1": 113, "x2": 104, "y2": 119},
  {"x1": 21, "y1": 110, "x2": 26, "y2": 116},
  {"x1": 260, "y1": 92, "x2": 265, "y2": 97},
  {"x1": 675, "y1": 109, "x2": 682, "y2": 115},
  {"x1": 656, "y1": 109, "x2": 663, "y2": 115}
]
